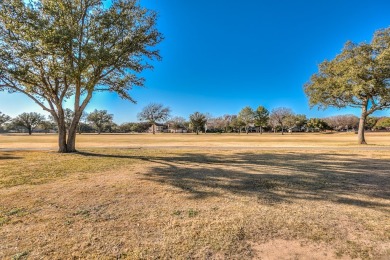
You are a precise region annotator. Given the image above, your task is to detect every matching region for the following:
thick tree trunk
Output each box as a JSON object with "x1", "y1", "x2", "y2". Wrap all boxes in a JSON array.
[
  {"x1": 260, "y1": 126, "x2": 263, "y2": 134},
  {"x1": 281, "y1": 125, "x2": 284, "y2": 135},
  {"x1": 58, "y1": 120, "x2": 68, "y2": 153},
  {"x1": 28, "y1": 126, "x2": 32, "y2": 135},
  {"x1": 152, "y1": 124, "x2": 156, "y2": 134},
  {"x1": 66, "y1": 124, "x2": 78, "y2": 152},
  {"x1": 358, "y1": 106, "x2": 368, "y2": 145}
]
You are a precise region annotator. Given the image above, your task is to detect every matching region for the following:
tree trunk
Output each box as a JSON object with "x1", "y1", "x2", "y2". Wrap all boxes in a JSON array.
[
  {"x1": 152, "y1": 124, "x2": 156, "y2": 134},
  {"x1": 358, "y1": 105, "x2": 368, "y2": 145},
  {"x1": 28, "y1": 126, "x2": 32, "y2": 135},
  {"x1": 281, "y1": 125, "x2": 284, "y2": 135},
  {"x1": 260, "y1": 126, "x2": 263, "y2": 134},
  {"x1": 66, "y1": 124, "x2": 78, "y2": 152},
  {"x1": 58, "y1": 120, "x2": 68, "y2": 153}
]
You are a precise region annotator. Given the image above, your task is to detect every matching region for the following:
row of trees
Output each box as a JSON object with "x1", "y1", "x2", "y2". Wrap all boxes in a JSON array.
[
  {"x1": 136, "y1": 103, "x2": 390, "y2": 135},
  {"x1": 0, "y1": 110, "x2": 115, "y2": 135},
  {"x1": 0, "y1": 0, "x2": 389, "y2": 150},
  {"x1": 4, "y1": 106, "x2": 389, "y2": 135}
]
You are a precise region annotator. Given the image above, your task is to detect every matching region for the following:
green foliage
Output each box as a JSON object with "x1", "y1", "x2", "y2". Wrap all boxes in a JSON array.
[
  {"x1": 120, "y1": 122, "x2": 150, "y2": 133},
  {"x1": 87, "y1": 109, "x2": 114, "y2": 134},
  {"x1": 306, "y1": 118, "x2": 329, "y2": 131},
  {"x1": 374, "y1": 117, "x2": 390, "y2": 130},
  {"x1": 238, "y1": 106, "x2": 255, "y2": 133},
  {"x1": 0, "y1": 111, "x2": 11, "y2": 126},
  {"x1": 0, "y1": 0, "x2": 162, "y2": 151},
  {"x1": 304, "y1": 28, "x2": 390, "y2": 113},
  {"x1": 304, "y1": 27, "x2": 390, "y2": 143},
  {"x1": 13, "y1": 112, "x2": 46, "y2": 135},
  {"x1": 254, "y1": 106, "x2": 269, "y2": 128},
  {"x1": 189, "y1": 112, "x2": 207, "y2": 134}
]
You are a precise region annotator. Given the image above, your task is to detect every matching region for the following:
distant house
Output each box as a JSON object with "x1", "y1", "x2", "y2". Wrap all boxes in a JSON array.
[
  {"x1": 148, "y1": 123, "x2": 168, "y2": 133},
  {"x1": 167, "y1": 127, "x2": 187, "y2": 133}
]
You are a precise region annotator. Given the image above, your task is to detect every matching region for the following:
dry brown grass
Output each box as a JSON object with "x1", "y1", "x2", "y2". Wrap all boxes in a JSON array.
[
  {"x1": 1, "y1": 147, "x2": 389, "y2": 259},
  {"x1": 1, "y1": 131, "x2": 390, "y2": 150}
]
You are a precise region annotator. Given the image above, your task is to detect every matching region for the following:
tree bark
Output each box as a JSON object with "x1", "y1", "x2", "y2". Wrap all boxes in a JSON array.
[
  {"x1": 58, "y1": 119, "x2": 68, "y2": 153},
  {"x1": 152, "y1": 124, "x2": 156, "y2": 134},
  {"x1": 358, "y1": 103, "x2": 368, "y2": 145},
  {"x1": 66, "y1": 124, "x2": 78, "y2": 152},
  {"x1": 28, "y1": 126, "x2": 32, "y2": 135}
]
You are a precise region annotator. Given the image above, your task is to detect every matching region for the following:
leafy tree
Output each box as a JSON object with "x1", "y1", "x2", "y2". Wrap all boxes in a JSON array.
[
  {"x1": 0, "y1": 0, "x2": 162, "y2": 152},
  {"x1": 87, "y1": 110, "x2": 114, "y2": 134},
  {"x1": 229, "y1": 115, "x2": 244, "y2": 133},
  {"x1": 366, "y1": 116, "x2": 379, "y2": 130},
  {"x1": 0, "y1": 111, "x2": 11, "y2": 127},
  {"x1": 254, "y1": 106, "x2": 269, "y2": 134},
  {"x1": 374, "y1": 117, "x2": 390, "y2": 130},
  {"x1": 288, "y1": 114, "x2": 307, "y2": 132},
  {"x1": 305, "y1": 27, "x2": 390, "y2": 144},
  {"x1": 238, "y1": 106, "x2": 255, "y2": 134},
  {"x1": 306, "y1": 118, "x2": 329, "y2": 132},
  {"x1": 137, "y1": 103, "x2": 171, "y2": 134},
  {"x1": 269, "y1": 107, "x2": 294, "y2": 135},
  {"x1": 39, "y1": 120, "x2": 56, "y2": 134},
  {"x1": 13, "y1": 112, "x2": 45, "y2": 135},
  {"x1": 120, "y1": 122, "x2": 150, "y2": 133},
  {"x1": 189, "y1": 112, "x2": 207, "y2": 135}
]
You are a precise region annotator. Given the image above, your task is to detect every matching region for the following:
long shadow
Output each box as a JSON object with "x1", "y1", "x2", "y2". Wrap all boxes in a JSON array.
[
  {"x1": 77, "y1": 150, "x2": 390, "y2": 211},
  {"x1": 0, "y1": 152, "x2": 23, "y2": 160}
]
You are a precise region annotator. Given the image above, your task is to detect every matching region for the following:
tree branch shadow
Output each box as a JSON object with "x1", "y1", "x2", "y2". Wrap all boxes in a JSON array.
[{"x1": 77, "y1": 150, "x2": 390, "y2": 212}]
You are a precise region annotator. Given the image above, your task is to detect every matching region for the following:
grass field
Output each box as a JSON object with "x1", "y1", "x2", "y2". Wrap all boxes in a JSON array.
[
  {"x1": 1, "y1": 132, "x2": 390, "y2": 150},
  {"x1": 1, "y1": 133, "x2": 390, "y2": 259}
]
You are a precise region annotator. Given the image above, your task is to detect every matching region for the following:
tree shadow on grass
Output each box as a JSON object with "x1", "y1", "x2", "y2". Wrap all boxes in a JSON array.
[
  {"x1": 78, "y1": 150, "x2": 390, "y2": 211},
  {"x1": 0, "y1": 152, "x2": 22, "y2": 160}
]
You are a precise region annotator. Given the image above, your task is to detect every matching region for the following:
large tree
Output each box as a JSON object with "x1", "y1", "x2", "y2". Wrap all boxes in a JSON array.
[
  {"x1": 238, "y1": 106, "x2": 255, "y2": 134},
  {"x1": 305, "y1": 27, "x2": 390, "y2": 144},
  {"x1": 87, "y1": 109, "x2": 113, "y2": 134},
  {"x1": 254, "y1": 106, "x2": 269, "y2": 134},
  {"x1": 0, "y1": 111, "x2": 11, "y2": 127},
  {"x1": 269, "y1": 107, "x2": 294, "y2": 135},
  {"x1": 13, "y1": 112, "x2": 45, "y2": 135},
  {"x1": 137, "y1": 103, "x2": 170, "y2": 134},
  {"x1": 0, "y1": 0, "x2": 162, "y2": 152},
  {"x1": 189, "y1": 112, "x2": 207, "y2": 135}
]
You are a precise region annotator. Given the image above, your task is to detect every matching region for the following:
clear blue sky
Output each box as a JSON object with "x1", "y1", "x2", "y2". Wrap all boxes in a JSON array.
[{"x1": 1, "y1": 0, "x2": 390, "y2": 123}]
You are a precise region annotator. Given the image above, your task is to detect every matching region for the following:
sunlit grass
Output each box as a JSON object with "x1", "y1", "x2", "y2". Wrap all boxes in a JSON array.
[{"x1": 1, "y1": 148, "x2": 389, "y2": 259}]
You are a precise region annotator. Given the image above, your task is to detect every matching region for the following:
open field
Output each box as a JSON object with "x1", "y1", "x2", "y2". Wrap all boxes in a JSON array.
[
  {"x1": 1, "y1": 132, "x2": 390, "y2": 150},
  {"x1": 1, "y1": 134, "x2": 390, "y2": 259}
]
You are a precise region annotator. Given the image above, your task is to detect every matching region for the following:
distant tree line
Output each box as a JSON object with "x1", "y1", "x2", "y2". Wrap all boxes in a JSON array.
[{"x1": 2, "y1": 105, "x2": 389, "y2": 135}]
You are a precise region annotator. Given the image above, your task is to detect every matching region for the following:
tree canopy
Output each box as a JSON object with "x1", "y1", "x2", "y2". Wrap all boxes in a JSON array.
[
  {"x1": 0, "y1": 0, "x2": 162, "y2": 152},
  {"x1": 189, "y1": 112, "x2": 207, "y2": 135},
  {"x1": 87, "y1": 109, "x2": 114, "y2": 134},
  {"x1": 305, "y1": 27, "x2": 390, "y2": 144},
  {"x1": 13, "y1": 112, "x2": 45, "y2": 135},
  {"x1": 238, "y1": 106, "x2": 255, "y2": 134},
  {"x1": 254, "y1": 106, "x2": 269, "y2": 134},
  {"x1": 137, "y1": 103, "x2": 171, "y2": 134},
  {"x1": 0, "y1": 111, "x2": 11, "y2": 127}
]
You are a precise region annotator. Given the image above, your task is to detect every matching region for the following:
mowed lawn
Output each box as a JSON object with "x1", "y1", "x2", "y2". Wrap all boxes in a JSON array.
[{"x1": 0, "y1": 134, "x2": 390, "y2": 259}]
